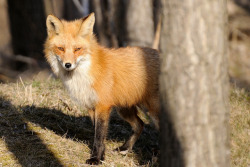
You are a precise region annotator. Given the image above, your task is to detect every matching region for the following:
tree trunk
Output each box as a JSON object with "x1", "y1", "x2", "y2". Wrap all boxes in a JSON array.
[
  {"x1": 43, "y1": 0, "x2": 64, "y2": 19},
  {"x1": 63, "y1": 0, "x2": 86, "y2": 20},
  {"x1": 0, "y1": 0, "x2": 12, "y2": 55},
  {"x1": 7, "y1": 0, "x2": 46, "y2": 61},
  {"x1": 125, "y1": 0, "x2": 154, "y2": 47},
  {"x1": 91, "y1": 0, "x2": 119, "y2": 48},
  {"x1": 160, "y1": 0, "x2": 229, "y2": 167},
  {"x1": 108, "y1": 0, "x2": 127, "y2": 47}
]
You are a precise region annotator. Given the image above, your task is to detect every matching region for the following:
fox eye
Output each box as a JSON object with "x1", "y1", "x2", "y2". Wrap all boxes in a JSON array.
[
  {"x1": 57, "y1": 47, "x2": 64, "y2": 51},
  {"x1": 74, "y1": 48, "x2": 81, "y2": 52}
]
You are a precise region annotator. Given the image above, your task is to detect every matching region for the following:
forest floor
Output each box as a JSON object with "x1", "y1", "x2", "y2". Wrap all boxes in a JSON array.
[
  {"x1": 0, "y1": 78, "x2": 249, "y2": 167},
  {"x1": 0, "y1": 79, "x2": 159, "y2": 167}
]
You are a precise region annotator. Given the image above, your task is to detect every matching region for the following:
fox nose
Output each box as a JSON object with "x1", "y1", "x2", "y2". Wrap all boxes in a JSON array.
[{"x1": 65, "y1": 63, "x2": 72, "y2": 69}]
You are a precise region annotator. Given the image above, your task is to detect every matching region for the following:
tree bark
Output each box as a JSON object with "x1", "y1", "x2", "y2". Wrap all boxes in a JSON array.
[
  {"x1": 125, "y1": 0, "x2": 154, "y2": 47},
  {"x1": 0, "y1": 0, "x2": 12, "y2": 55},
  {"x1": 160, "y1": 0, "x2": 229, "y2": 167}
]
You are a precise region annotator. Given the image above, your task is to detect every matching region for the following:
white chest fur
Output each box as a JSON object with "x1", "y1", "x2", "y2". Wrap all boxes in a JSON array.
[{"x1": 59, "y1": 55, "x2": 98, "y2": 110}]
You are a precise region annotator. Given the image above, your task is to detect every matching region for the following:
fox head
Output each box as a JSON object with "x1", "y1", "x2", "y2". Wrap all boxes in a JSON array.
[{"x1": 45, "y1": 13, "x2": 96, "y2": 73}]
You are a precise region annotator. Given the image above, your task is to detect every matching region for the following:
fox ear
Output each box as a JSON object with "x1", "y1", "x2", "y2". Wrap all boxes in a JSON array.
[
  {"x1": 46, "y1": 15, "x2": 63, "y2": 36},
  {"x1": 79, "y1": 13, "x2": 95, "y2": 36}
]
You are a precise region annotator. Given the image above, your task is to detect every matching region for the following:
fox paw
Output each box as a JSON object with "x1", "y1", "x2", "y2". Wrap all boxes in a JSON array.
[
  {"x1": 114, "y1": 146, "x2": 131, "y2": 155},
  {"x1": 86, "y1": 157, "x2": 101, "y2": 165}
]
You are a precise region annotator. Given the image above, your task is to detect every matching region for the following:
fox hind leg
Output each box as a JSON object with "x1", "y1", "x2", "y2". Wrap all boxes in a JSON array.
[
  {"x1": 145, "y1": 96, "x2": 160, "y2": 130},
  {"x1": 115, "y1": 106, "x2": 144, "y2": 154}
]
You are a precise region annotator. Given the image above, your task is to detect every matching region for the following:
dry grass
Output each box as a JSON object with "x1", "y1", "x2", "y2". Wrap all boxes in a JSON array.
[
  {"x1": 0, "y1": 79, "x2": 159, "y2": 167},
  {"x1": 0, "y1": 78, "x2": 249, "y2": 166},
  {"x1": 229, "y1": 86, "x2": 250, "y2": 167}
]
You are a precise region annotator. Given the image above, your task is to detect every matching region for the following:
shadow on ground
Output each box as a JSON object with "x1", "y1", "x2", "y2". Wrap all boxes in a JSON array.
[
  {"x1": 0, "y1": 96, "x2": 159, "y2": 166},
  {"x1": 0, "y1": 97, "x2": 63, "y2": 167}
]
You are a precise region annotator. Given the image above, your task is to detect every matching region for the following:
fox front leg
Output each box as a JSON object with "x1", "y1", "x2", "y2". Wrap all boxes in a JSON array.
[{"x1": 86, "y1": 105, "x2": 111, "y2": 165}]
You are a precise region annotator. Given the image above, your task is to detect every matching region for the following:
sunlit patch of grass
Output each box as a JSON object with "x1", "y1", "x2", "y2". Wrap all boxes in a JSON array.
[
  {"x1": 229, "y1": 86, "x2": 250, "y2": 167},
  {"x1": 32, "y1": 80, "x2": 41, "y2": 88},
  {"x1": 0, "y1": 139, "x2": 20, "y2": 167}
]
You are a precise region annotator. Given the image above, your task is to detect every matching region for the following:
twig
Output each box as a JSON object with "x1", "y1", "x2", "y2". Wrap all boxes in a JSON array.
[
  {"x1": 0, "y1": 53, "x2": 38, "y2": 65},
  {"x1": 152, "y1": 15, "x2": 162, "y2": 50},
  {"x1": 72, "y1": 0, "x2": 84, "y2": 15},
  {"x1": 19, "y1": 76, "x2": 26, "y2": 89},
  {"x1": 0, "y1": 67, "x2": 19, "y2": 78},
  {"x1": 230, "y1": 26, "x2": 250, "y2": 42}
]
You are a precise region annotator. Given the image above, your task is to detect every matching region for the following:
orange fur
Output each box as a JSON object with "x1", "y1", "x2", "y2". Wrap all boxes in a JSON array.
[{"x1": 91, "y1": 46, "x2": 159, "y2": 107}]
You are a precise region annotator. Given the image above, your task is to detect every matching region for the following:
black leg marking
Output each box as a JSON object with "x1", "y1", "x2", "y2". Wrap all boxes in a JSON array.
[{"x1": 86, "y1": 111, "x2": 110, "y2": 165}]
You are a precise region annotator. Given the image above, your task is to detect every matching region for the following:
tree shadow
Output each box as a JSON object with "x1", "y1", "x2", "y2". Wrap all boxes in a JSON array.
[
  {"x1": 107, "y1": 111, "x2": 159, "y2": 165},
  {"x1": 160, "y1": 104, "x2": 184, "y2": 167},
  {"x1": 0, "y1": 96, "x2": 63, "y2": 167},
  {"x1": 22, "y1": 105, "x2": 159, "y2": 166},
  {"x1": 22, "y1": 105, "x2": 94, "y2": 142}
]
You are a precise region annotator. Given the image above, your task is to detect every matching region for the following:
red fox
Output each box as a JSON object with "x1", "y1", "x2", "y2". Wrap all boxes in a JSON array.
[{"x1": 44, "y1": 13, "x2": 159, "y2": 165}]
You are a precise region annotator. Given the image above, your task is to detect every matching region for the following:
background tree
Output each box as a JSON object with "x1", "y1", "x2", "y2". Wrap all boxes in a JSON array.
[
  {"x1": 160, "y1": 0, "x2": 229, "y2": 166},
  {"x1": 7, "y1": 0, "x2": 47, "y2": 62},
  {"x1": 125, "y1": 0, "x2": 154, "y2": 47},
  {"x1": 91, "y1": 0, "x2": 119, "y2": 47}
]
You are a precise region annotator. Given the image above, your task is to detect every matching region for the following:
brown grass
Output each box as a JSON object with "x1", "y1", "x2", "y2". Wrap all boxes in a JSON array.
[
  {"x1": 229, "y1": 86, "x2": 250, "y2": 167},
  {"x1": 0, "y1": 79, "x2": 158, "y2": 167},
  {"x1": 0, "y1": 78, "x2": 249, "y2": 166}
]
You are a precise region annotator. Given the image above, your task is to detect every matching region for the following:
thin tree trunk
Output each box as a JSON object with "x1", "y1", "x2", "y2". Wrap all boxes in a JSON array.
[
  {"x1": 91, "y1": 0, "x2": 119, "y2": 48},
  {"x1": 109, "y1": 0, "x2": 127, "y2": 47},
  {"x1": 63, "y1": 0, "x2": 85, "y2": 20},
  {"x1": 0, "y1": 0, "x2": 12, "y2": 55},
  {"x1": 91, "y1": 0, "x2": 109, "y2": 46},
  {"x1": 160, "y1": 0, "x2": 229, "y2": 167},
  {"x1": 106, "y1": 0, "x2": 119, "y2": 48},
  {"x1": 125, "y1": 0, "x2": 154, "y2": 47},
  {"x1": 44, "y1": 0, "x2": 64, "y2": 19}
]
